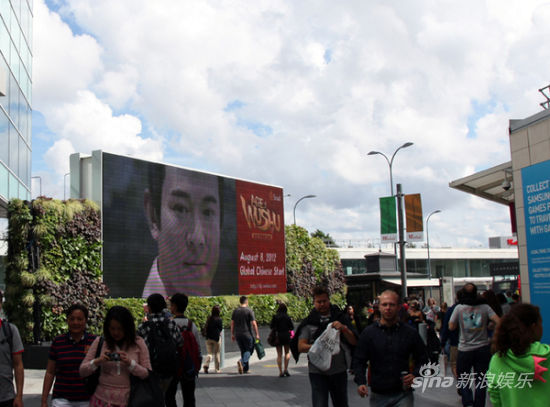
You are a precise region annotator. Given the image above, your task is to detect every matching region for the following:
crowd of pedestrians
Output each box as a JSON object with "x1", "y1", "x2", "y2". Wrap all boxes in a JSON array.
[{"x1": 2, "y1": 284, "x2": 549, "y2": 407}]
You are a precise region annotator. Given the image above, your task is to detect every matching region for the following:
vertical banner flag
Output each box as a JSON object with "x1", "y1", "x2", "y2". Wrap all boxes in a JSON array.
[
  {"x1": 522, "y1": 160, "x2": 550, "y2": 343},
  {"x1": 380, "y1": 196, "x2": 397, "y2": 243},
  {"x1": 405, "y1": 194, "x2": 424, "y2": 242}
]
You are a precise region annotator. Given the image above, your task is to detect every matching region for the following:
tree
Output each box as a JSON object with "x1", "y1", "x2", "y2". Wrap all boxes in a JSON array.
[
  {"x1": 310, "y1": 229, "x2": 338, "y2": 247},
  {"x1": 286, "y1": 225, "x2": 345, "y2": 297}
]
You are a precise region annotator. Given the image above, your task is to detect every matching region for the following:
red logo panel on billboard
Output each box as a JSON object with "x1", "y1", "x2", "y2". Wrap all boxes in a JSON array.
[{"x1": 236, "y1": 180, "x2": 286, "y2": 294}]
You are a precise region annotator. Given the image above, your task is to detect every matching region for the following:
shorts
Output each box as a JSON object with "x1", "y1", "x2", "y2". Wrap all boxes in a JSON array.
[{"x1": 52, "y1": 399, "x2": 90, "y2": 407}]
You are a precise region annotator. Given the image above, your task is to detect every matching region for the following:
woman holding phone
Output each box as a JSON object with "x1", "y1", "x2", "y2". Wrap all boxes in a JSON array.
[{"x1": 80, "y1": 306, "x2": 151, "y2": 407}]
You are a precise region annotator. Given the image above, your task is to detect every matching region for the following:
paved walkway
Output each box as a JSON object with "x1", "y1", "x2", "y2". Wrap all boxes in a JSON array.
[{"x1": 21, "y1": 346, "x2": 475, "y2": 406}]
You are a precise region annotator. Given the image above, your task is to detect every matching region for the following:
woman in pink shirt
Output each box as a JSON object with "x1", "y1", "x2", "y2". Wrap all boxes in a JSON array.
[{"x1": 80, "y1": 306, "x2": 151, "y2": 407}]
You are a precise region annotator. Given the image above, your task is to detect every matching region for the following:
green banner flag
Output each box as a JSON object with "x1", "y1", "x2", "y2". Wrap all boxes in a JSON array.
[{"x1": 380, "y1": 196, "x2": 397, "y2": 243}]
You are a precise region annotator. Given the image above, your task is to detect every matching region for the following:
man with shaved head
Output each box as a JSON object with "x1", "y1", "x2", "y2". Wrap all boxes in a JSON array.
[{"x1": 353, "y1": 290, "x2": 428, "y2": 406}]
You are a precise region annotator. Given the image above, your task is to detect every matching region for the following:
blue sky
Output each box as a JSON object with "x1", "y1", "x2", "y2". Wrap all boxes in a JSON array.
[{"x1": 29, "y1": 0, "x2": 550, "y2": 247}]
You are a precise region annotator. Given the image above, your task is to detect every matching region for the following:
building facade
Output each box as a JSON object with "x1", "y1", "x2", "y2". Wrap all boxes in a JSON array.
[
  {"x1": 0, "y1": 0, "x2": 33, "y2": 214},
  {"x1": 0, "y1": 0, "x2": 33, "y2": 289},
  {"x1": 340, "y1": 247, "x2": 519, "y2": 307},
  {"x1": 450, "y1": 106, "x2": 550, "y2": 342}
]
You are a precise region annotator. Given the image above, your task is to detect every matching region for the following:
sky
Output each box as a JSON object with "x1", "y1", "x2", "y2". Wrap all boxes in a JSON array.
[{"x1": 29, "y1": 0, "x2": 550, "y2": 249}]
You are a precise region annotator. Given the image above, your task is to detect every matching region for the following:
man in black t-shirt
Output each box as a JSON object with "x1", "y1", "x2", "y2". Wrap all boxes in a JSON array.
[
  {"x1": 231, "y1": 296, "x2": 260, "y2": 373},
  {"x1": 353, "y1": 290, "x2": 428, "y2": 406}
]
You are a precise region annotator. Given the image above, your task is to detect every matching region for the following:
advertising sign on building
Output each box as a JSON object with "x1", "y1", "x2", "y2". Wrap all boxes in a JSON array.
[
  {"x1": 522, "y1": 159, "x2": 550, "y2": 342},
  {"x1": 236, "y1": 181, "x2": 286, "y2": 294},
  {"x1": 100, "y1": 152, "x2": 286, "y2": 297}
]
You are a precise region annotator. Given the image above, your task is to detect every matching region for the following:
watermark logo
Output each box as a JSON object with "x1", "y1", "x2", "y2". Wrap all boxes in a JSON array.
[
  {"x1": 411, "y1": 363, "x2": 535, "y2": 393},
  {"x1": 411, "y1": 363, "x2": 453, "y2": 393}
]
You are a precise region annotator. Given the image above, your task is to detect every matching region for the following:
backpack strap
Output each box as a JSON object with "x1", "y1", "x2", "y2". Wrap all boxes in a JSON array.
[
  {"x1": 95, "y1": 337, "x2": 104, "y2": 358},
  {"x1": 1, "y1": 319, "x2": 13, "y2": 353}
]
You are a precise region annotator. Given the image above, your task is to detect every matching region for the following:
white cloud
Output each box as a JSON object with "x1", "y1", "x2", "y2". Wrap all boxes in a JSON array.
[{"x1": 31, "y1": 0, "x2": 550, "y2": 247}]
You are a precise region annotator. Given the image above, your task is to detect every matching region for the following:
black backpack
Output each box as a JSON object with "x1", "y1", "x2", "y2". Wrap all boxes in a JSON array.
[{"x1": 144, "y1": 320, "x2": 178, "y2": 378}]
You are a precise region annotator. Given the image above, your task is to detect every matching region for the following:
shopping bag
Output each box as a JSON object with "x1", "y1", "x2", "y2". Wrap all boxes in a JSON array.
[
  {"x1": 254, "y1": 339, "x2": 266, "y2": 359},
  {"x1": 307, "y1": 322, "x2": 340, "y2": 371}
]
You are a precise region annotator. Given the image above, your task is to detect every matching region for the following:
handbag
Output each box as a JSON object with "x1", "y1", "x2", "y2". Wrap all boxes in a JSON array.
[
  {"x1": 128, "y1": 370, "x2": 165, "y2": 407},
  {"x1": 267, "y1": 328, "x2": 280, "y2": 347},
  {"x1": 83, "y1": 337, "x2": 104, "y2": 395},
  {"x1": 254, "y1": 339, "x2": 266, "y2": 360}
]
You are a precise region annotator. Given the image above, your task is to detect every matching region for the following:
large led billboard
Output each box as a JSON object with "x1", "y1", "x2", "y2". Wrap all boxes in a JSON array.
[{"x1": 102, "y1": 152, "x2": 286, "y2": 297}]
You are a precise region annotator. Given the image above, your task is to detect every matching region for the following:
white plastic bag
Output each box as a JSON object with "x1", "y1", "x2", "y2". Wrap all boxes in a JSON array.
[{"x1": 307, "y1": 322, "x2": 340, "y2": 371}]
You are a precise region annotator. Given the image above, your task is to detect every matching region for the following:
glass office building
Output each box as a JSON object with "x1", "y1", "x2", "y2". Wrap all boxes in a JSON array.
[
  {"x1": 0, "y1": 0, "x2": 33, "y2": 212},
  {"x1": 0, "y1": 0, "x2": 32, "y2": 289}
]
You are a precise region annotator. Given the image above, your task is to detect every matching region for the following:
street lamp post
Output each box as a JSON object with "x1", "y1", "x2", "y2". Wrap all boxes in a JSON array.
[
  {"x1": 367, "y1": 142, "x2": 414, "y2": 295},
  {"x1": 367, "y1": 142, "x2": 413, "y2": 196},
  {"x1": 293, "y1": 195, "x2": 316, "y2": 225},
  {"x1": 426, "y1": 209, "x2": 441, "y2": 298},
  {"x1": 64, "y1": 172, "x2": 70, "y2": 200}
]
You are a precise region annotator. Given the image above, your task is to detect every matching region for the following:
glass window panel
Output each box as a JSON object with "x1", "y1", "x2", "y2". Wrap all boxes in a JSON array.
[
  {"x1": 0, "y1": 163, "x2": 8, "y2": 199},
  {"x1": 22, "y1": 42, "x2": 30, "y2": 74},
  {"x1": 8, "y1": 122, "x2": 17, "y2": 171},
  {"x1": 18, "y1": 179, "x2": 26, "y2": 200},
  {"x1": 8, "y1": 72, "x2": 18, "y2": 122},
  {"x1": 20, "y1": 0, "x2": 28, "y2": 43},
  {"x1": 0, "y1": 57, "x2": 8, "y2": 113},
  {"x1": 8, "y1": 170, "x2": 16, "y2": 199},
  {"x1": 27, "y1": 7, "x2": 31, "y2": 53},
  {"x1": 18, "y1": 135, "x2": 26, "y2": 184},
  {"x1": 9, "y1": 41, "x2": 18, "y2": 83},
  {"x1": 0, "y1": 109, "x2": 8, "y2": 165},
  {"x1": 16, "y1": 86, "x2": 22, "y2": 129},
  {"x1": 0, "y1": 20, "x2": 9, "y2": 63},
  {"x1": 0, "y1": 0, "x2": 11, "y2": 29},
  {"x1": 12, "y1": 0, "x2": 20, "y2": 25},
  {"x1": 25, "y1": 102, "x2": 30, "y2": 142},
  {"x1": 19, "y1": 98, "x2": 27, "y2": 141},
  {"x1": 9, "y1": 6, "x2": 16, "y2": 49}
]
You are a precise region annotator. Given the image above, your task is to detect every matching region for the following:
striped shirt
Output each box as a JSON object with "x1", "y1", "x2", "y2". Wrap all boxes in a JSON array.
[{"x1": 49, "y1": 332, "x2": 97, "y2": 401}]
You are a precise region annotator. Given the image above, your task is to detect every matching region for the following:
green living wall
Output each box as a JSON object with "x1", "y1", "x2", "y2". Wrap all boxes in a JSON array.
[
  {"x1": 4, "y1": 199, "x2": 346, "y2": 342},
  {"x1": 5, "y1": 198, "x2": 106, "y2": 342}
]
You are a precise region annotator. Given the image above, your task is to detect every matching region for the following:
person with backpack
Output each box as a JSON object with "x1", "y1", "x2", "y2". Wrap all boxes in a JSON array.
[
  {"x1": 0, "y1": 290, "x2": 24, "y2": 407},
  {"x1": 166, "y1": 293, "x2": 202, "y2": 407},
  {"x1": 137, "y1": 293, "x2": 183, "y2": 393}
]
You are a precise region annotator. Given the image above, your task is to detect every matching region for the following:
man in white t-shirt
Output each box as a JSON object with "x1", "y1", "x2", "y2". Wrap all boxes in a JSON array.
[
  {"x1": 449, "y1": 283, "x2": 500, "y2": 407},
  {"x1": 0, "y1": 290, "x2": 25, "y2": 407}
]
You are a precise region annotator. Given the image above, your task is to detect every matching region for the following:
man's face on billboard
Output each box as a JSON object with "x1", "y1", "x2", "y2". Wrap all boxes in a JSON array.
[{"x1": 156, "y1": 167, "x2": 220, "y2": 295}]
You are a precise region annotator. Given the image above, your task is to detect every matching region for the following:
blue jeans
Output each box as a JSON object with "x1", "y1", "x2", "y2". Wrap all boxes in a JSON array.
[
  {"x1": 236, "y1": 334, "x2": 254, "y2": 372},
  {"x1": 309, "y1": 371, "x2": 348, "y2": 407},
  {"x1": 456, "y1": 345, "x2": 491, "y2": 407},
  {"x1": 370, "y1": 391, "x2": 414, "y2": 407}
]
